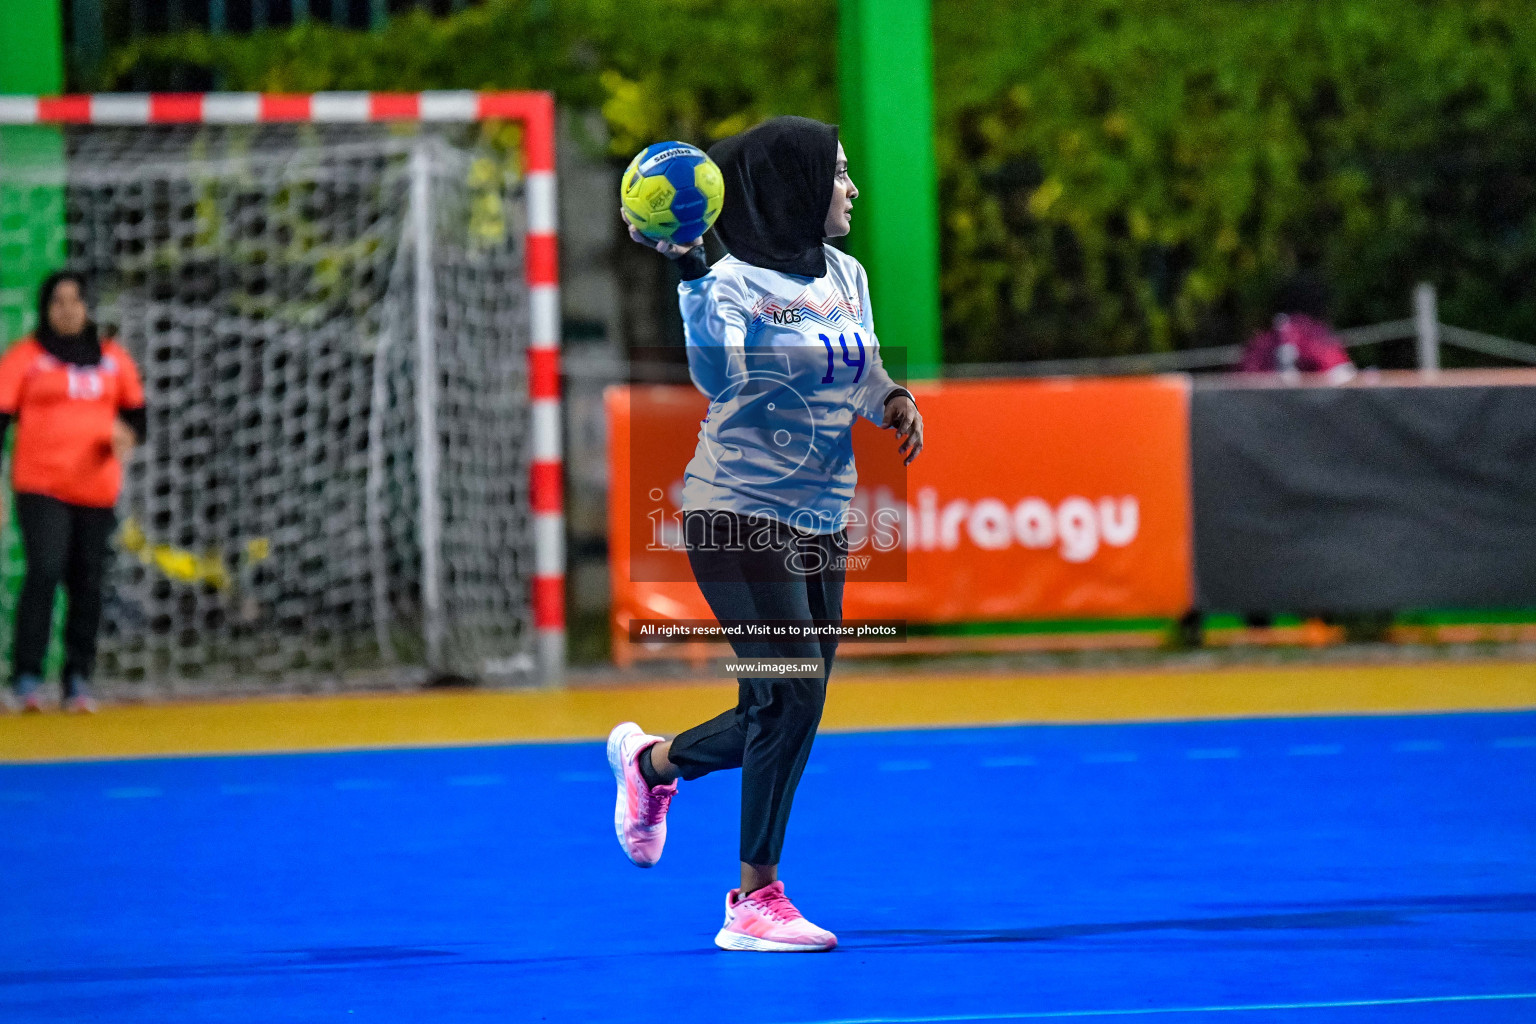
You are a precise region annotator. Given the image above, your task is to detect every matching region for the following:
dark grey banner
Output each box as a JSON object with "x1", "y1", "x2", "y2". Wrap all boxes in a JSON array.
[{"x1": 1192, "y1": 381, "x2": 1536, "y2": 613}]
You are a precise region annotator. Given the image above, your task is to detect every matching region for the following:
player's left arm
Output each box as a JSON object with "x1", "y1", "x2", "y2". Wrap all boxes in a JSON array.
[
  {"x1": 0, "y1": 343, "x2": 31, "y2": 533},
  {"x1": 110, "y1": 341, "x2": 147, "y2": 460},
  {"x1": 0, "y1": 342, "x2": 31, "y2": 441},
  {"x1": 850, "y1": 264, "x2": 924, "y2": 465}
]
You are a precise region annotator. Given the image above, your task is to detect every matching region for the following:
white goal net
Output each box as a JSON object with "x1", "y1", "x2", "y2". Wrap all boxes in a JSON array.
[{"x1": 0, "y1": 121, "x2": 540, "y2": 691}]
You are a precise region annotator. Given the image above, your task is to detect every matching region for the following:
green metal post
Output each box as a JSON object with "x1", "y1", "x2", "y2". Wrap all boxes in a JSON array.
[
  {"x1": 0, "y1": 0, "x2": 67, "y2": 344},
  {"x1": 838, "y1": 0, "x2": 942, "y2": 379}
]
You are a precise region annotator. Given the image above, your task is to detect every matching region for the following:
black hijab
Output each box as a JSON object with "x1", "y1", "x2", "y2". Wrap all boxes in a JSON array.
[
  {"x1": 35, "y1": 271, "x2": 102, "y2": 366},
  {"x1": 708, "y1": 116, "x2": 839, "y2": 279}
]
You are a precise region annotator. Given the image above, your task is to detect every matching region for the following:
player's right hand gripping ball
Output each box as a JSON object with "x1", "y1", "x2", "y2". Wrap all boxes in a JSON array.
[{"x1": 620, "y1": 142, "x2": 725, "y2": 244}]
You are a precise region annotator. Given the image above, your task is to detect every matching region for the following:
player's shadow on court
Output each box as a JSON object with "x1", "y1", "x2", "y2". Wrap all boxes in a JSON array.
[
  {"x1": 5, "y1": 895, "x2": 1532, "y2": 985},
  {"x1": 0, "y1": 946, "x2": 468, "y2": 987},
  {"x1": 840, "y1": 893, "x2": 1536, "y2": 949}
]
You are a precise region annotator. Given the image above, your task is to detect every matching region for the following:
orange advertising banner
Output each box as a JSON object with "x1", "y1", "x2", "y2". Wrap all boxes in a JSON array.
[{"x1": 607, "y1": 376, "x2": 1193, "y2": 653}]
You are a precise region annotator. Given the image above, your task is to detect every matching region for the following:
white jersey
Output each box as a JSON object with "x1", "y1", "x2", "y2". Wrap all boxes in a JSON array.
[{"x1": 678, "y1": 245, "x2": 908, "y2": 534}]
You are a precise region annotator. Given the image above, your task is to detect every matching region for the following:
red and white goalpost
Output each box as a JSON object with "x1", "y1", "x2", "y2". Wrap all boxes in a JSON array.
[{"x1": 0, "y1": 92, "x2": 565, "y2": 687}]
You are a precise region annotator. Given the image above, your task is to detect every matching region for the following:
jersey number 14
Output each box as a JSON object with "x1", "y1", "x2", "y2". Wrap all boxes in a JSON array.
[{"x1": 819, "y1": 333, "x2": 865, "y2": 384}]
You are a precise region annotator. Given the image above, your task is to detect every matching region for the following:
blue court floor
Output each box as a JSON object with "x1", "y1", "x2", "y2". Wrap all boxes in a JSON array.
[{"x1": 2, "y1": 711, "x2": 1534, "y2": 1023}]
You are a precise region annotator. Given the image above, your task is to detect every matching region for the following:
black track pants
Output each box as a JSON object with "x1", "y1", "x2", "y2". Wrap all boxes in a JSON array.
[
  {"x1": 10, "y1": 493, "x2": 116, "y2": 685},
  {"x1": 666, "y1": 511, "x2": 847, "y2": 866}
]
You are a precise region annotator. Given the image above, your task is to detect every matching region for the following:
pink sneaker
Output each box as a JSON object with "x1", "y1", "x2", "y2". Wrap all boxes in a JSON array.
[
  {"x1": 714, "y1": 881, "x2": 837, "y2": 952},
  {"x1": 63, "y1": 694, "x2": 98, "y2": 714},
  {"x1": 606, "y1": 722, "x2": 676, "y2": 868}
]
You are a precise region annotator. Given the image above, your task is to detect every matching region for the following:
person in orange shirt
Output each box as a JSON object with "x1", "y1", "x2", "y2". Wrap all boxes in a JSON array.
[{"x1": 0, "y1": 272, "x2": 145, "y2": 713}]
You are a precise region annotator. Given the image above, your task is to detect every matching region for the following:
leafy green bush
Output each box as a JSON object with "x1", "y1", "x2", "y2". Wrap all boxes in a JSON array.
[
  {"x1": 934, "y1": 0, "x2": 1536, "y2": 362},
  {"x1": 104, "y1": 0, "x2": 836, "y2": 154},
  {"x1": 107, "y1": 0, "x2": 1536, "y2": 362}
]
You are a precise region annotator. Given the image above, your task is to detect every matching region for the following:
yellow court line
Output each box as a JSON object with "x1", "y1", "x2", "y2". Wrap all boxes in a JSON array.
[{"x1": 1, "y1": 661, "x2": 1534, "y2": 763}]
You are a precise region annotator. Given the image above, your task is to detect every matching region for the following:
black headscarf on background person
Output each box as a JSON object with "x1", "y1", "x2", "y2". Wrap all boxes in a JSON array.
[
  {"x1": 707, "y1": 116, "x2": 839, "y2": 279},
  {"x1": 34, "y1": 270, "x2": 102, "y2": 366}
]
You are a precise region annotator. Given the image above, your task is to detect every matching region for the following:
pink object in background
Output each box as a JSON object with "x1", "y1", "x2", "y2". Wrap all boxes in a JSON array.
[{"x1": 1242, "y1": 314, "x2": 1356, "y2": 381}]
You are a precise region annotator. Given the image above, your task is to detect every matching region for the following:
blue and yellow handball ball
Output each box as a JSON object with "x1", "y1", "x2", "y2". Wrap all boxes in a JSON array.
[{"x1": 620, "y1": 141, "x2": 725, "y2": 244}]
